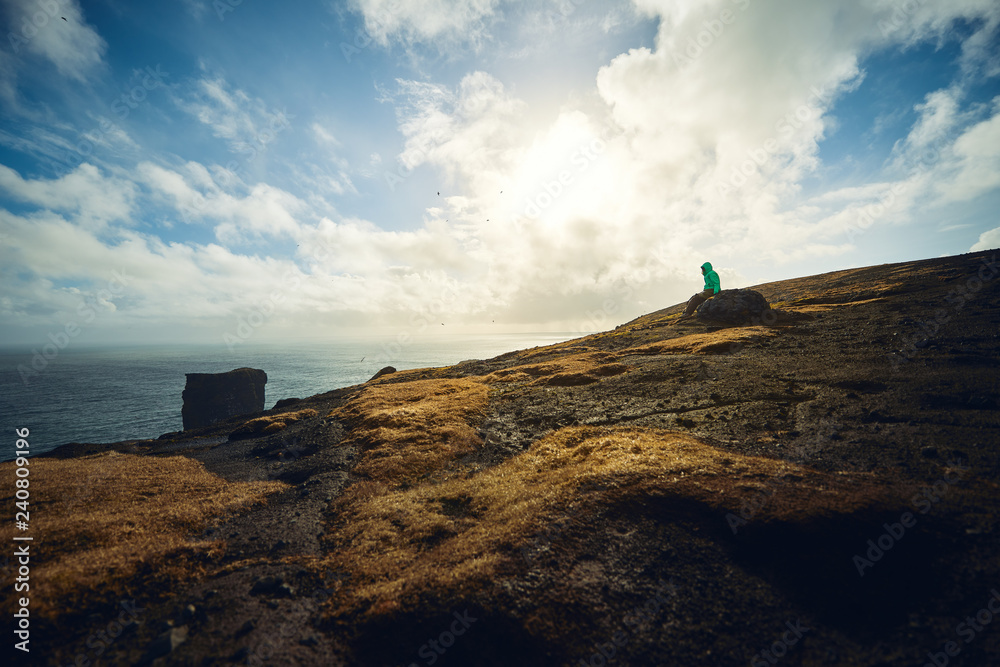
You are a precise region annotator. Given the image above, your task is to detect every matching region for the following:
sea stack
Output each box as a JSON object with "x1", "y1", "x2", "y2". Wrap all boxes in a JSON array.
[{"x1": 181, "y1": 368, "x2": 267, "y2": 430}]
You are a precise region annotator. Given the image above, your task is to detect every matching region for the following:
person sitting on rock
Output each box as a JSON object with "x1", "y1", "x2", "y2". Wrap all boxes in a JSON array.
[{"x1": 674, "y1": 262, "x2": 721, "y2": 324}]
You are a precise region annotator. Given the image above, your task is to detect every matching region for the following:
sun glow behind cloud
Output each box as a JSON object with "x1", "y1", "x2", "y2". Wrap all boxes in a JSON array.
[{"x1": 0, "y1": 0, "x2": 998, "y2": 347}]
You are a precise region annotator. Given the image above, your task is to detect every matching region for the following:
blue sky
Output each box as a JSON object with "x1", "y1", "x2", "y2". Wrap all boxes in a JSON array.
[{"x1": 0, "y1": 0, "x2": 998, "y2": 347}]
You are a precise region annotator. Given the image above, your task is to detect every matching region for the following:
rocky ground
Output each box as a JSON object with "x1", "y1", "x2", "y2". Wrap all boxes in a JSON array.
[{"x1": 6, "y1": 249, "x2": 1000, "y2": 666}]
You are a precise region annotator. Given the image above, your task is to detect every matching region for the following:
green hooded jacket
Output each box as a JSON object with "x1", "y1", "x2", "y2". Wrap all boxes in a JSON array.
[{"x1": 701, "y1": 262, "x2": 721, "y2": 294}]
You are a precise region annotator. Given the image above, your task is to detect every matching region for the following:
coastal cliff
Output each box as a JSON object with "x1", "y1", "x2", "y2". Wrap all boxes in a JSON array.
[{"x1": 4, "y1": 250, "x2": 999, "y2": 666}]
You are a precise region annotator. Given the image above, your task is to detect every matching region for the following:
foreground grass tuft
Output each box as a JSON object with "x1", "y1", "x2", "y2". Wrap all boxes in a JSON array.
[
  {"x1": 328, "y1": 378, "x2": 488, "y2": 489},
  {"x1": 230, "y1": 408, "x2": 319, "y2": 438},
  {"x1": 321, "y1": 424, "x2": 889, "y2": 620},
  {"x1": 0, "y1": 452, "x2": 285, "y2": 620}
]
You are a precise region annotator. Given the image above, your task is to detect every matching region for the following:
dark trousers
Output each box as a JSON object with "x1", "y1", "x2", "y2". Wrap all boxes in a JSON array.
[{"x1": 683, "y1": 289, "x2": 714, "y2": 316}]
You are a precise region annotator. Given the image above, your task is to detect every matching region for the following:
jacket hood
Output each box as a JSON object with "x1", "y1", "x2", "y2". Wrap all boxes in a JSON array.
[{"x1": 701, "y1": 262, "x2": 713, "y2": 271}]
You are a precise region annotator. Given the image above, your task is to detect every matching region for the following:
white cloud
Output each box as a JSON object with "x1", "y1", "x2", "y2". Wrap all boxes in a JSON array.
[
  {"x1": 0, "y1": 162, "x2": 134, "y2": 229},
  {"x1": 379, "y1": 71, "x2": 700, "y2": 317},
  {"x1": 907, "y1": 88, "x2": 962, "y2": 150},
  {"x1": 971, "y1": 226, "x2": 1000, "y2": 251},
  {"x1": 176, "y1": 76, "x2": 293, "y2": 154},
  {"x1": 937, "y1": 100, "x2": 1000, "y2": 203},
  {"x1": 0, "y1": 187, "x2": 485, "y2": 343},
  {"x1": 137, "y1": 161, "x2": 307, "y2": 241},
  {"x1": 0, "y1": 207, "x2": 307, "y2": 328},
  {"x1": 868, "y1": 0, "x2": 1000, "y2": 77},
  {"x1": 351, "y1": 0, "x2": 501, "y2": 49},
  {"x1": 311, "y1": 123, "x2": 340, "y2": 146},
  {"x1": 3, "y1": 0, "x2": 107, "y2": 82},
  {"x1": 390, "y1": 71, "x2": 529, "y2": 186}
]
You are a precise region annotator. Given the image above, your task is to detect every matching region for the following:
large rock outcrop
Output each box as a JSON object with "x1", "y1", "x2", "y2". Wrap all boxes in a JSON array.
[
  {"x1": 696, "y1": 288, "x2": 771, "y2": 324},
  {"x1": 181, "y1": 368, "x2": 267, "y2": 430}
]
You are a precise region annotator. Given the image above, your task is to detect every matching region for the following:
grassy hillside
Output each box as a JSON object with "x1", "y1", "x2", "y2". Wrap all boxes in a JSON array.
[{"x1": 5, "y1": 249, "x2": 998, "y2": 666}]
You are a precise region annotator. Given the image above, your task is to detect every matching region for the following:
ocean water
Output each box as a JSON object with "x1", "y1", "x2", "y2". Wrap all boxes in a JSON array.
[{"x1": 0, "y1": 333, "x2": 581, "y2": 459}]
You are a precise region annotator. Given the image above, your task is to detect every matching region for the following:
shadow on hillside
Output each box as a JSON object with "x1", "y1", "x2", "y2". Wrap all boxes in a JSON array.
[
  {"x1": 346, "y1": 604, "x2": 556, "y2": 667},
  {"x1": 727, "y1": 510, "x2": 955, "y2": 638}
]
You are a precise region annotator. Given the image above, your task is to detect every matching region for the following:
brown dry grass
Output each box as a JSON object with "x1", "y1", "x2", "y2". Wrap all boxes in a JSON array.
[
  {"x1": 759, "y1": 272, "x2": 917, "y2": 306},
  {"x1": 328, "y1": 378, "x2": 488, "y2": 489},
  {"x1": 781, "y1": 297, "x2": 887, "y2": 313},
  {"x1": 321, "y1": 425, "x2": 889, "y2": 620},
  {"x1": 231, "y1": 408, "x2": 319, "y2": 437},
  {"x1": 0, "y1": 452, "x2": 284, "y2": 619},
  {"x1": 367, "y1": 366, "x2": 460, "y2": 386},
  {"x1": 503, "y1": 342, "x2": 598, "y2": 363},
  {"x1": 623, "y1": 326, "x2": 780, "y2": 355},
  {"x1": 481, "y1": 352, "x2": 628, "y2": 386}
]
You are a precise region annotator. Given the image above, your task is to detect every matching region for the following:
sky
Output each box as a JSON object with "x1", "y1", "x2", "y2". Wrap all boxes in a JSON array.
[{"x1": 0, "y1": 0, "x2": 998, "y2": 348}]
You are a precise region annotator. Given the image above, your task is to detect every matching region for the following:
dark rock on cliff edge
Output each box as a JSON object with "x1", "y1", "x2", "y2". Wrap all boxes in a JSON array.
[
  {"x1": 181, "y1": 367, "x2": 267, "y2": 430},
  {"x1": 369, "y1": 365, "x2": 396, "y2": 381}
]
